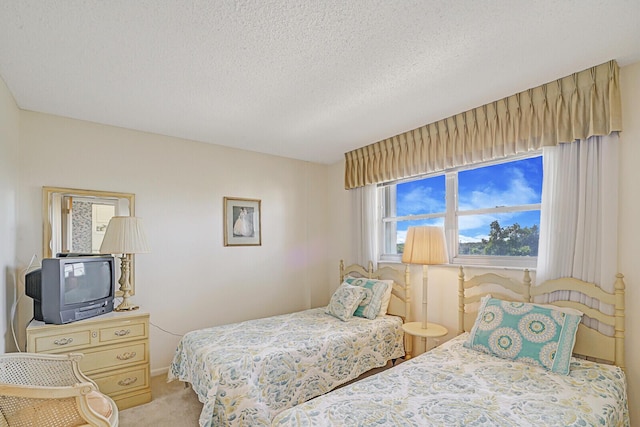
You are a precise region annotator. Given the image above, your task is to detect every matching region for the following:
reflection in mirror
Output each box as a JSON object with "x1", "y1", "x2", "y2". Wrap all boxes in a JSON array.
[{"x1": 43, "y1": 187, "x2": 137, "y2": 295}]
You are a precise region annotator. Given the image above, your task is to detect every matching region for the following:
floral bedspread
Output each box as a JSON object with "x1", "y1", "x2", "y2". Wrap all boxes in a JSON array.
[
  {"x1": 272, "y1": 334, "x2": 629, "y2": 427},
  {"x1": 167, "y1": 307, "x2": 404, "y2": 427}
]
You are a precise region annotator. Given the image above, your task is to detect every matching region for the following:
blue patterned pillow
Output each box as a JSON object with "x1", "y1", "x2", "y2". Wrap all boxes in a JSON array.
[
  {"x1": 344, "y1": 277, "x2": 390, "y2": 320},
  {"x1": 464, "y1": 296, "x2": 582, "y2": 375},
  {"x1": 325, "y1": 283, "x2": 368, "y2": 321}
]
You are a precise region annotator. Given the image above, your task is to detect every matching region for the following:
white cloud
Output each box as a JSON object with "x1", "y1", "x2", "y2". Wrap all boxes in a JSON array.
[
  {"x1": 459, "y1": 233, "x2": 488, "y2": 243},
  {"x1": 398, "y1": 185, "x2": 445, "y2": 215},
  {"x1": 459, "y1": 167, "x2": 538, "y2": 211}
]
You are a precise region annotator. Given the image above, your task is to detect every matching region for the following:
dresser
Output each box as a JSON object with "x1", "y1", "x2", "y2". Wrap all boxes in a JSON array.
[{"x1": 26, "y1": 310, "x2": 151, "y2": 410}]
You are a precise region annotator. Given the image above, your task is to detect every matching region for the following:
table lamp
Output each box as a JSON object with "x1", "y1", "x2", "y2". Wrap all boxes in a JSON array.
[
  {"x1": 402, "y1": 226, "x2": 448, "y2": 329},
  {"x1": 100, "y1": 216, "x2": 150, "y2": 311}
]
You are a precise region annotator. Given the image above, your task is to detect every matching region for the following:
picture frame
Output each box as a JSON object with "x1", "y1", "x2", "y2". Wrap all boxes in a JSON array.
[{"x1": 223, "y1": 197, "x2": 261, "y2": 246}]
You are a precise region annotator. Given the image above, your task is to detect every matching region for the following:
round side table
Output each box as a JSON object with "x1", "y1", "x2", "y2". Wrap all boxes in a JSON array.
[{"x1": 402, "y1": 322, "x2": 448, "y2": 359}]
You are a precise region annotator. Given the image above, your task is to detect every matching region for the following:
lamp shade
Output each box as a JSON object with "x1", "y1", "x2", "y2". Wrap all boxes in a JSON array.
[
  {"x1": 402, "y1": 226, "x2": 448, "y2": 265},
  {"x1": 100, "y1": 216, "x2": 151, "y2": 255}
]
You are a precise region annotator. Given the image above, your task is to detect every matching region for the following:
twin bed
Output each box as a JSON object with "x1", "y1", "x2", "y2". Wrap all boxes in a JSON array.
[
  {"x1": 169, "y1": 263, "x2": 629, "y2": 427},
  {"x1": 168, "y1": 262, "x2": 412, "y2": 427}
]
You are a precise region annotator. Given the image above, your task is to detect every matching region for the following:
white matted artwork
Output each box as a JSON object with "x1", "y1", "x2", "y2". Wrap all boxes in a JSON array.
[{"x1": 223, "y1": 197, "x2": 261, "y2": 246}]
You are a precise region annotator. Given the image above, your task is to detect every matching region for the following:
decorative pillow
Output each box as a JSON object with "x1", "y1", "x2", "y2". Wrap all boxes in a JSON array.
[
  {"x1": 464, "y1": 295, "x2": 582, "y2": 375},
  {"x1": 344, "y1": 277, "x2": 392, "y2": 319},
  {"x1": 325, "y1": 283, "x2": 368, "y2": 321},
  {"x1": 377, "y1": 280, "x2": 394, "y2": 316},
  {"x1": 530, "y1": 303, "x2": 584, "y2": 317}
]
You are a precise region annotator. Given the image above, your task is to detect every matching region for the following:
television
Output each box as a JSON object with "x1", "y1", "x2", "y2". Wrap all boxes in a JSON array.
[{"x1": 26, "y1": 256, "x2": 116, "y2": 324}]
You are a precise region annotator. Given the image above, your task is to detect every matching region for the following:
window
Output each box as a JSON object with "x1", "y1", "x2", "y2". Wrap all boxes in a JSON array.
[{"x1": 380, "y1": 154, "x2": 542, "y2": 267}]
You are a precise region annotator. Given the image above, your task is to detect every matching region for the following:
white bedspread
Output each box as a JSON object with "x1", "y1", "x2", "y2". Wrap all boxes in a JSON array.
[
  {"x1": 168, "y1": 307, "x2": 404, "y2": 427},
  {"x1": 272, "y1": 334, "x2": 629, "y2": 427}
]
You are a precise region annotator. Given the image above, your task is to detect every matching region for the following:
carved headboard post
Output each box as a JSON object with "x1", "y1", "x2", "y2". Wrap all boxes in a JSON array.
[
  {"x1": 367, "y1": 261, "x2": 374, "y2": 278},
  {"x1": 339, "y1": 260, "x2": 345, "y2": 283}
]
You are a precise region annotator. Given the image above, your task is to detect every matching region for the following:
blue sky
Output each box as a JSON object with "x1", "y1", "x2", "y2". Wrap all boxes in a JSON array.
[{"x1": 396, "y1": 156, "x2": 542, "y2": 244}]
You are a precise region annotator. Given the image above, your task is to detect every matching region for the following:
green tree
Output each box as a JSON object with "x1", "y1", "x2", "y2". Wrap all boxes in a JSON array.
[
  {"x1": 406, "y1": 220, "x2": 539, "y2": 256},
  {"x1": 482, "y1": 220, "x2": 539, "y2": 256}
]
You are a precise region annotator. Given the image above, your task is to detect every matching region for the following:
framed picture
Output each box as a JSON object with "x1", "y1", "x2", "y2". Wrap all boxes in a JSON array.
[{"x1": 223, "y1": 197, "x2": 261, "y2": 246}]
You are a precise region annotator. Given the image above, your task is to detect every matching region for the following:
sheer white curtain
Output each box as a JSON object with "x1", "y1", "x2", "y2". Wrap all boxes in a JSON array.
[
  {"x1": 536, "y1": 133, "x2": 619, "y2": 332},
  {"x1": 351, "y1": 184, "x2": 379, "y2": 267}
]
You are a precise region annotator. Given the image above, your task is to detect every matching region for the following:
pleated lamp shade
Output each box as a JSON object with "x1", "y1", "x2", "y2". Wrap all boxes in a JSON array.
[
  {"x1": 100, "y1": 216, "x2": 151, "y2": 255},
  {"x1": 402, "y1": 226, "x2": 448, "y2": 265}
]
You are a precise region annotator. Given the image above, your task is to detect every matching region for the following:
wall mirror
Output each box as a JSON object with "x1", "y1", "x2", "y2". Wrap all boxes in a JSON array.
[{"x1": 43, "y1": 186, "x2": 137, "y2": 296}]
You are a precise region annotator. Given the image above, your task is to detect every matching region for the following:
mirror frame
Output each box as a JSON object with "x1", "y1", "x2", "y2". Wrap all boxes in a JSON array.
[{"x1": 42, "y1": 186, "x2": 137, "y2": 296}]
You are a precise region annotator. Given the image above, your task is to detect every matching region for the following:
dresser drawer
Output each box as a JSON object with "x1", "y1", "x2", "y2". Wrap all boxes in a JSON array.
[
  {"x1": 26, "y1": 311, "x2": 151, "y2": 410},
  {"x1": 27, "y1": 313, "x2": 149, "y2": 351},
  {"x1": 80, "y1": 341, "x2": 148, "y2": 374},
  {"x1": 30, "y1": 329, "x2": 92, "y2": 353},
  {"x1": 99, "y1": 320, "x2": 147, "y2": 344},
  {"x1": 93, "y1": 365, "x2": 150, "y2": 396}
]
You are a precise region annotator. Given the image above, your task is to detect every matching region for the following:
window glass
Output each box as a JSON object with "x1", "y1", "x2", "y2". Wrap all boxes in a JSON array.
[
  {"x1": 381, "y1": 154, "x2": 542, "y2": 266},
  {"x1": 383, "y1": 175, "x2": 445, "y2": 255},
  {"x1": 458, "y1": 212, "x2": 540, "y2": 256},
  {"x1": 396, "y1": 176, "x2": 445, "y2": 216}
]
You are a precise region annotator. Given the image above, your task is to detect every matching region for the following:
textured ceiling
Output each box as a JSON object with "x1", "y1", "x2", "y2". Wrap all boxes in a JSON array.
[{"x1": 1, "y1": 1, "x2": 639, "y2": 164}]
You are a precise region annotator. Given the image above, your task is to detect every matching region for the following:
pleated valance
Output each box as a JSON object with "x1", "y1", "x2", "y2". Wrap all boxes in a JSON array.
[{"x1": 345, "y1": 60, "x2": 621, "y2": 189}]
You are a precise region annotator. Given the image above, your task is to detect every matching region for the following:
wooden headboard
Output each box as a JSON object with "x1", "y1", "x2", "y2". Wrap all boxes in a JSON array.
[
  {"x1": 530, "y1": 274, "x2": 626, "y2": 369},
  {"x1": 458, "y1": 269, "x2": 532, "y2": 335},
  {"x1": 340, "y1": 260, "x2": 411, "y2": 320},
  {"x1": 340, "y1": 260, "x2": 412, "y2": 356},
  {"x1": 458, "y1": 266, "x2": 626, "y2": 369}
]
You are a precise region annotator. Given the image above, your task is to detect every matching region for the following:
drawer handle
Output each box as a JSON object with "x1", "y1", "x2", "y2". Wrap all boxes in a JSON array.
[
  {"x1": 116, "y1": 351, "x2": 137, "y2": 361},
  {"x1": 53, "y1": 338, "x2": 73, "y2": 346},
  {"x1": 114, "y1": 329, "x2": 131, "y2": 337},
  {"x1": 118, "y1": 377, "x2": 138, "y2": 386}
]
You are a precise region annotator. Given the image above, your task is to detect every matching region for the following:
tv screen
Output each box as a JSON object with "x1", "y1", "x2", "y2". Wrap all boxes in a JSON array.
[
  {"x1": 63, "y1": 260, "x2": 112, "y2": 305},
  {"x1": 26, "y1": 256, "x2": 116, "y2": 324}
]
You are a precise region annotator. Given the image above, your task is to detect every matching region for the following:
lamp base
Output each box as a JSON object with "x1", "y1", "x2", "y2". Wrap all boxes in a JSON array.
[
  {"x1": 114, "y1": 300, "x2": 140, "y2": 311},
  {"x1": 114, "y1": 254, "x2": 139, "y2": 312}
]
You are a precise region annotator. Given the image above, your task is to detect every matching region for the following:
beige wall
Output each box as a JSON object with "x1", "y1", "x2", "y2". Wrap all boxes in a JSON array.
[
  {"x1": 327, "y1": 61, "x2": 640, "y2": 423},
  {"x1": 0, "y1": 77, "x2": 19, "y2": 353},
  {"x1": 14, "y1": 111, "x2": 329, "y2": 371},
  {"x1": 618, "y1": 61, "x2": 640, "y2": 424}
]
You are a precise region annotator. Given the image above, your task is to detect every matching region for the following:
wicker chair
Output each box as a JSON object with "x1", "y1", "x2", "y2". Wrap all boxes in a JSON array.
[{"x1": 0, "y1": 352, "x2": 118, "y2": 427}]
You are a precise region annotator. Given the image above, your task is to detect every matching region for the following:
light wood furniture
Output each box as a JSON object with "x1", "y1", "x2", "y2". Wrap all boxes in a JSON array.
[
  {"x1": 26, "y1": 311, "x2": 151, "y2": 410},
  {"x1": 531, "y1": 274, "x2": 626, "y2": 368},
  {"x1": 340, "y1": 260, "x2": 413, "y2": 356},
  {"x1": 458, "y1": 267, "x2": 626, "y2": 368},
  {"x1": 401, "y1": 321, "x2": 448, "y2": 359},
  {"x1": 0, "y1": 352, "x2": 119, "y2": 426},
  {"x1": 340, "y1": 260, "x2": 411, "y2": 319}
]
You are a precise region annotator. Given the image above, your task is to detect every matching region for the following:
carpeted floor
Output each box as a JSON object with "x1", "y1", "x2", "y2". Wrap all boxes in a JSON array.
[{"x1": 118, "y1": 375, "x2": 202, "y2": 427}]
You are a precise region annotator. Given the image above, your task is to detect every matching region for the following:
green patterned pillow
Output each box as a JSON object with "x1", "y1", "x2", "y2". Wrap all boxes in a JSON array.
[
  {"x1": 464, "y1": 296, "x2": 582, "y2": 375},
  {"x1": 344, "y1": 277, "x2": 391, "y2": 320},
  {"x1": 325, "y1": 283, "x2": 368, "y2": 321}
]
